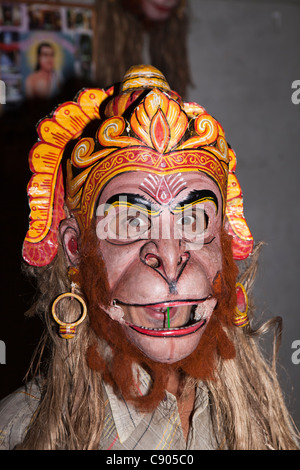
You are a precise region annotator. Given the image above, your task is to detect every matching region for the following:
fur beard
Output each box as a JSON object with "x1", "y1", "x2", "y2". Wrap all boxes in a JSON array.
[{"x1": 79, "y1": 222, "x2": 238, "y2": 413}]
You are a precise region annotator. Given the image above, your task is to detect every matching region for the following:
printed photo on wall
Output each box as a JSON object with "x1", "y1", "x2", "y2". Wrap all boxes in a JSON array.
[
  {"x1": 0, "y1": 2, "x2": 94, "y2": 106},
  {"x1": 21, "y1": 32, "x2": 74, "y2": 99}
]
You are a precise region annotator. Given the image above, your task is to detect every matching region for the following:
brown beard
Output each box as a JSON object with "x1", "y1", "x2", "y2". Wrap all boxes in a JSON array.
[{"x1": 79, "y1": 222, "x2": 238, "y2": 412}]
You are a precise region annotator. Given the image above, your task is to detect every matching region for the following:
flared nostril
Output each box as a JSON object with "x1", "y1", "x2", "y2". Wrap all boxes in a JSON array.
[
  {"x1": 177, "y1": 252, "x2": 190, "y2": 266},
  {"x1": 140, "y1": 241, "x2": 190, "y2": 287},
  {"x1": 145, "y1": 253, "x2": 161, "y2": 269}
]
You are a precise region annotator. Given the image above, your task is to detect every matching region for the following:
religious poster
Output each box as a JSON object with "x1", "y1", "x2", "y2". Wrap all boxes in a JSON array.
[{"x1": 0, "y1": 2, "x2": 94, "y2": 106}]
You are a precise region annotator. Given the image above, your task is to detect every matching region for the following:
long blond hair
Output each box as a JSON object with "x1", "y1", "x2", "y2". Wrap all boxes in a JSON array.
[{"x1": 18, "y1": 239, "x2": 299, "y2": 450}]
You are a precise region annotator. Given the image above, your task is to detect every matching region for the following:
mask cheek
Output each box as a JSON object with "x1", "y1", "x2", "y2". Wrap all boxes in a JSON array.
[
  {"x1": 98, "y1": 240, "x2": 139, "y2": 293},
  {"x1": 192, "y1": 239, "x2": 223, "y2": 282}
]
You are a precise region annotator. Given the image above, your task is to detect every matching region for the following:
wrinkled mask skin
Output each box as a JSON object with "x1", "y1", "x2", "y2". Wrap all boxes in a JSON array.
[{"x1": 95, "y1": 170, "x2": 223, "y2": 363}]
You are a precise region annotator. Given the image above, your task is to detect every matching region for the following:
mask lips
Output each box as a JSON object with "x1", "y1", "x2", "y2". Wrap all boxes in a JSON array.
[
  {"x1": 141, "y1": 297, "x2": 212, "y2": 309},
  {"x1": 117, "y1": 296, "x2": 212, "y2": 310},
  {"x1": 124, "y1": 318, "x2": 206, "y2": 337},
  {"x1": 120, "y1": 297, "x2": 214, "y2": 338}
]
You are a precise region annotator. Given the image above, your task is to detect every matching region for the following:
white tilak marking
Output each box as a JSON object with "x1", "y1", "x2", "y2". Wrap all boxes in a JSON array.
[
  {"x1": 142, "y1": 178, "x2": 156, "y2": 191},
  {"x1": 170, "y1": 178, "x2": 185, "y2": 191},
  {"x1": 139, "y1": 173, "x2": 187, "y2": 204},
  {"x1": 167, "y1": 172, "x2": 181, "y2": 184}
]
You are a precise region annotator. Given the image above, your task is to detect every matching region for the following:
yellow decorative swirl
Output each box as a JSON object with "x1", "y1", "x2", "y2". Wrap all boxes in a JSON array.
[
  {"x1": 71, "y1": 137, "x2": 114, "y2": 169},
  {"x1": 216, "y1": 135, "x2": 228, "y2": 161},
  {"x1": 202, "y1": 136, "x2": 228, "y2": 163},
  {"x1": 194, "y1": 114, "x2": 218, "y2": 144},
  {"x1": 72, "y1": 137, "x2": 95, "y2": 167},
  {"x1": 97, "y1": 116, "x2": 142, "y2": 148},
  {"x1": 176, "y1": 113, "x2": 219, "y2": 150}
]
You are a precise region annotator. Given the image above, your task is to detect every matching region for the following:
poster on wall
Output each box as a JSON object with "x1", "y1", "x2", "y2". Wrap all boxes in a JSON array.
[{"x1": 0, "y1": 2, "x2": 94, "y2": 106}]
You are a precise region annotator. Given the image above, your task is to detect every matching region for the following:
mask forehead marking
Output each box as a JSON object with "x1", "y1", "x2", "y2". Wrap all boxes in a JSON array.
[{"x1": 140, "y1": 173, "x2": 187, "y2": 205}]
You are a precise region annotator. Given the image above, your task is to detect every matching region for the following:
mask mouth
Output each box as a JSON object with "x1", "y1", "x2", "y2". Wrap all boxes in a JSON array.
[
  {"x1": 119, "y1": 297, "x2": 214, "y2": 338},
  {"x1": 124, "y1": 318, "x2": 206, "y2": 337}
]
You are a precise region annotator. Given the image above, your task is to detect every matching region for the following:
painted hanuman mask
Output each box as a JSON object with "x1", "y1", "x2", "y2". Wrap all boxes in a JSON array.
[{"x1": 23, "y1": 65, "x2": 253, "y2": 364}]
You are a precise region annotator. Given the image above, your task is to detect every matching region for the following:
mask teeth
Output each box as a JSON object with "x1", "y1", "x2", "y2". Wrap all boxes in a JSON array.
[
  {"x1": 194, "y1": 307, "x2": 203, "y2": 321},
  {"x1": 190, "y1": 304, "x2": 202, "y2": 321},
  {"x1": 151, "y1": 307, "x2": 168, "y2": 313},
  {"x1": 130, "y1": 321, "x2": 202, "y2": 332},
  {"x1": 137, "y1": 325, "x2": 177, "y2": 332},
  {"x1": 125, "y1": 318, "x2": 207, "y2": 338},
  {"x1": 194, "y1": 298, "x2": 214, "y2": 321}
]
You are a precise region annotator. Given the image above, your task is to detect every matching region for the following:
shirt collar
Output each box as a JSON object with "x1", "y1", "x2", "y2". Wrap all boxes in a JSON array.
[{"x1": 103, "y1": 365, "x2": 209, "y2": 445}]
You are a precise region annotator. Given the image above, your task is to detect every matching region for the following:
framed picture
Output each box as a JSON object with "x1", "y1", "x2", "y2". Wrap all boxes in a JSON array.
[{"x1": 0, "y1": 1, "x2": 95, "y2": 105}]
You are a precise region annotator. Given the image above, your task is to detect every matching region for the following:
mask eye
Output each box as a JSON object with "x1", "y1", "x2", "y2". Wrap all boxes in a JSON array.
[
  {"x1": 176, "y1": 208, "x2": 209, "y2": 239},
  {"x1": 109, "y1": 209, "x2": 151, "y2": 240},
  {"x1": 178, "y1": 214, "x2": 196, "y2": 226},
  {"x1": 127, "y1": 215, "x2": 148, "y2": 228}
]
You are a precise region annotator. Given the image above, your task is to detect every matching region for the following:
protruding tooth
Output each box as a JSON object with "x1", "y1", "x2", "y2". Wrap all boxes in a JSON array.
[
  {"x1": 194, "y1": 305, "x2": 203, "y2": 321},
  {"x1": 194, "y1": 297, "x2": 217, "y2": 321}
]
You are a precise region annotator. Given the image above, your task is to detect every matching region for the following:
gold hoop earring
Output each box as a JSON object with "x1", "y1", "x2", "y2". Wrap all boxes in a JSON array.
[
  {"x1": 52, "y1": 291, "x2": 87, "y2": 339},
  {"x1": 233, "y1": 282, "x2": 249, "y2": 327}
]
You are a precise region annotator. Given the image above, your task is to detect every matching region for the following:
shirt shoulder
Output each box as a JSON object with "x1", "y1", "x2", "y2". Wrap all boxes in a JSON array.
[{"x1": 0, "y1": 382, "x2": 41, "y2": 450}]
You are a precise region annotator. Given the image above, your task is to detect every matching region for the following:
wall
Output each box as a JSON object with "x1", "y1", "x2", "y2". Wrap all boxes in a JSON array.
[{"x1": 187, "y1": 0, "x2": 300, "y2": 427}]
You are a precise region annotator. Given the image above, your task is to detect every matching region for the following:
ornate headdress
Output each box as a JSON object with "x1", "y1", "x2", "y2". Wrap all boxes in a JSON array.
[{"x1": 22, "y1": 65, "x2": 253, "y2": 267}]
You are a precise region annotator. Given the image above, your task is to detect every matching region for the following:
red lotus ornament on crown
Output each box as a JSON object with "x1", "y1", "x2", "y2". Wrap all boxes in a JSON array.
[{"x1": 23, "y1": 65, "x2": 253, "y2": 267}]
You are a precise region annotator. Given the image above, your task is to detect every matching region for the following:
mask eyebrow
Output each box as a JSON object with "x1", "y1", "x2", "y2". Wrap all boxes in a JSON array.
[
  {"x1": 104, "y1": 193, "x2": 161, "y2": 215},
  {"x1": 172, "y1": 189, "x2": 219, "y2": 213}
]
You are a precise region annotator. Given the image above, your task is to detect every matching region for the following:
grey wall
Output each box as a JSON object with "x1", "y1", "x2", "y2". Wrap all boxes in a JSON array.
[{"x1": 186, "y1": 0, "x2": 300, "y2": 427}]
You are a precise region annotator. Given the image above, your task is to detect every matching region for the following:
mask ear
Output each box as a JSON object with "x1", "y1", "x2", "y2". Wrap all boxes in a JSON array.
[{"x1": 59, "y1": 217, "x2": 81, "y2": 267}]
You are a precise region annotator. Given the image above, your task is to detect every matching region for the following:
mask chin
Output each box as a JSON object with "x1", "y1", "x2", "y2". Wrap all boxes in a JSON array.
[{"x1": 123, "y1": 323, "x2": 202, "y2": 364}]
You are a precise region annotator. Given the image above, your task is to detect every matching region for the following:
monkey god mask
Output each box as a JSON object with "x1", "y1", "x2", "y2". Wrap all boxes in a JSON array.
[{"x1": 22, "y1": 65, "x2": 253, "y2": 365}]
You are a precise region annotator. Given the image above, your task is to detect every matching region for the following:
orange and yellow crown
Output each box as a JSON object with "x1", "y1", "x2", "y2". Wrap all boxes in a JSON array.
[{"x1": 23, "y1": 65, "x2": 253, "y2": 267}]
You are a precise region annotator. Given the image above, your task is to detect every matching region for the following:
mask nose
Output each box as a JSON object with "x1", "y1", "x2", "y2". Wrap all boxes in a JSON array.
[{"x1": 140, "y1": 240, "x2": 190, "y2": 293}]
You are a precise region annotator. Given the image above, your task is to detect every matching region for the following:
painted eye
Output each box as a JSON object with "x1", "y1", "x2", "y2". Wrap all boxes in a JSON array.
[
  {"x1": 127, "y1": 216, "x2": 147, "y2": 228},
  {"x1": 176, "y1": 209, "x2": 208, "y2": 237},
  {"x1": 109, "y1": 210, "x2": 151, "y2": 239},
  {"x1": 178, "y1": 215, "x2": 195, "y2": 226}
]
